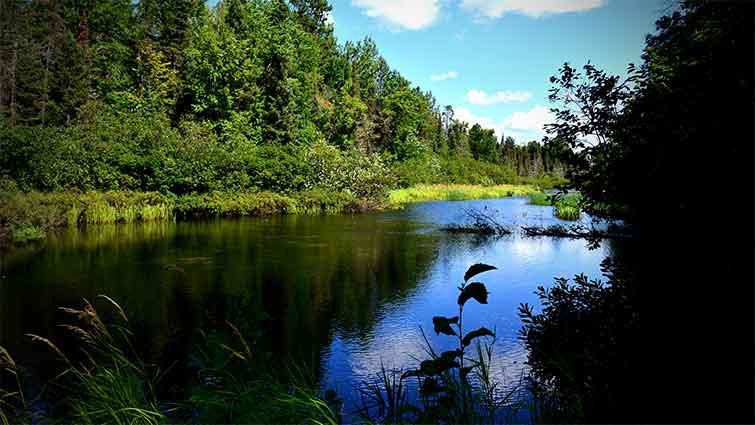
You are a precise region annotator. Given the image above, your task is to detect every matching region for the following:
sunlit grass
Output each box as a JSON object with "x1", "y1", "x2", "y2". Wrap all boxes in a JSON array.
[
  {"x1": 527, "y1": 192, "x2": 551, "y2": 206},
  {"x1": 389, "y1": 184, "x2": 540, "y2": 205},
  {"x1": 528, "y1": 192, "x2": 583, "y2": 221}
]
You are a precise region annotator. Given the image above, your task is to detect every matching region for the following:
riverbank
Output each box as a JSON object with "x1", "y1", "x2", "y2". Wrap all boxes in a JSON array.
[
  {"x1": 389, "y1": 184, "x2": 540, "y2": 204},
  {"x1": 0, "y1": 184, "x2": 543, "y2": 246}
]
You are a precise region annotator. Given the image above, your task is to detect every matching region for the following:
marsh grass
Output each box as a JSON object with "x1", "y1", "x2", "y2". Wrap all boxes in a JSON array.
[
  {"x1": 185, "y1": 321, "x2": 340, "y2": 424},
  {"x1": 17, "y1": 296, "x2": 339, "y2": 424},
  {"x1": 1, "y1": 189, "x2": 377, "y2": 246},
  {"x1": 554, "y1": 205, "x2": 581, "y2": 221},
  {"x1": 0, "y1": 346, "x2": 27, "y2": 425},
  {"x1": 389, "y1": 184, "x2": 538, "y2": 205},
  {"x1": 528, "y1": 192, "x2": 583, "y2": 221},
  {"x1": 527, "y1": 192, "x2": 551, "y2": 206},
  {"x1": 29, "y1": 296, "x2": 166, "y2": 425}
]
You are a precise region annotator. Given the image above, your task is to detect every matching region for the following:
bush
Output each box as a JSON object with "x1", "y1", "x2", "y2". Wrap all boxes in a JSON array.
[
  {"x1": 518, "y1": 258, "x2": 638, "y2": 422},
  {"x1": 303, "y1": 141, "x2": 394, "y2": 201}
]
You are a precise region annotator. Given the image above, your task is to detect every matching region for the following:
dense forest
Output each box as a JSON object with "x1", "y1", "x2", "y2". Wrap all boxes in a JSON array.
[
  {"x1": 0, "y1": 0, "x2": 752, "y2": 423},
  {"x1": 0, "y1": 0, "x2": 561, "y2": 194}
]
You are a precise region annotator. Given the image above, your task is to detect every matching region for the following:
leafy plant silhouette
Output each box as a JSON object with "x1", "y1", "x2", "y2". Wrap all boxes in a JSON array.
[{"x1": 402, "y1": 263, "x2": 498, "y2": 421}]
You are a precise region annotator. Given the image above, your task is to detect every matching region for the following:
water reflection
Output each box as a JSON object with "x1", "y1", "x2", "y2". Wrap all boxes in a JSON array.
[{"x1": 0, "y1": 197, "x2": 611, "y2": 409}]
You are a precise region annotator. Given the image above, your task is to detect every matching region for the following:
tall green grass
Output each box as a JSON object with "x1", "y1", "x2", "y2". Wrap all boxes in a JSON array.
[
  {"x1": 527, "y1": 192, "x2": 552, "y2": 206},
  {"x1": 389, "y1": 184, "x2": 539, "y2": 205},
  {"x1": 18, "y1": 296, "x2": 339, "y2": 424},
  {"x1": 28, "y1": 296, "x2": 165, "y2": 425},
  {"x1": 0, "y1": 346, "x2": 27, "y2": 425},
  {"x1": 554, "y1": 205, "x2": 581, "y2": 221},
  {"x1": 528, "y1": 192, "x2": 583, "y2": 221}
]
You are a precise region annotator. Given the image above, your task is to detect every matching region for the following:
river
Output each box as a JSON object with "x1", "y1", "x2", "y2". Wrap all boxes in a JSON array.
[{"x1": 0, "y1": 195, "x2": 613, "y2": 415}]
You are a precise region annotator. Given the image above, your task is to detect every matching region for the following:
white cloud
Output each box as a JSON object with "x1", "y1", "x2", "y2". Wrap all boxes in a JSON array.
[
  {"x1": 452, "y1": 104, "x2": 554, "y2": 143},
  {"x1": 503, "y1": 105, "x2": 554, "y2": 132},
  {"x1": 465, "y1": 89, "x2": 532, "y2": 105},
  {"x1": 351, "y1": 0, "x2": 440, "y2": 30},
  {"x1": 430, "y1": 71, "x2": 459, "y2": 81},
  {"x1": 325, "y1": 11, "x2": 335, "y2": 26},
  {"x1": 454, "y1": 106, "x2": 506, "y2": 139},
  {"x1": 460, "y1": 0, "x2": 604, "y2": 18}
]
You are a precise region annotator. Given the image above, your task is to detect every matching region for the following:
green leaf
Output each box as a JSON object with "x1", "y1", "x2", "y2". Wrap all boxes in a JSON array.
[
  {"x1": 464, "y1": 263, "x2": 497, "y2": 282},
  {"x1": 457, "y1": 282, "x2": 489, "y2": 306},
  {"x1": 432, "y1": 316, "x2": 459, "y2": 336},
  {"x1": 461, "y1": 327, "x2": 495, "y2": 347}
]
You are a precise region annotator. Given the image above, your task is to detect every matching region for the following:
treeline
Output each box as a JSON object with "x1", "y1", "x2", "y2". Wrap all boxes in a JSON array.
[{"x1": 0, "y1": 0, "x2": 562, "y2": 197}]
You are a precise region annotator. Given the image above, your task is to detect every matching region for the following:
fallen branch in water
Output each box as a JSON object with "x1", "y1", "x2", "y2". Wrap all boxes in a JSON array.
[
  {"x1": 441, "y1": 208, "x2": 511, "y2": 236},
  {"x1": 520, "y1": 224, "x2": 631, "y2": 249}
]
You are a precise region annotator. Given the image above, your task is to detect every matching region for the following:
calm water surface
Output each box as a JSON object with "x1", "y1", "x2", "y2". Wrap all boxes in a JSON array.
[{"x1": 0, "y1": 196, "x2": 612, "y2": 411}]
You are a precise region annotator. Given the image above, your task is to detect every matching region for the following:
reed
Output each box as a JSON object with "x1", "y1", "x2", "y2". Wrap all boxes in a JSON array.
[
  {"x1": 0, "y1": 346, "x2": 26, "y2": 425},
  {"x1": 554, "y1": 205, "x2": 581, "y2": 221},
  {"x1": 28, "y1": 296, "x2": 165, "y2": 425}
]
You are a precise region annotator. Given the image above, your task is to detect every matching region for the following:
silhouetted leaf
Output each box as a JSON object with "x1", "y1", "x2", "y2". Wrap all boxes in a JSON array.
[
  {"x1": 457, "y1": 282, "x2": 488, "y2": 306},
  {"x1": 464, "y1": 263, "x2": 497, "y2": 282},
  {"x1": 462, "y1": 327, "x2": 495, "y2": 347},
  {"x1": 460, "y1": 366, "x2": 475, "y2": 379},
  {"x1": 418, "y1": 350, "x2": 461, "y2": 376},
  {"x1": 402, "y1": 369, "x2": 421, "y2": 379},
  {"x1": 419, "y1": 377, "x2": 446, "y2": 397},
  {"x1": 439, "y1": 349, "x2": 462, "y2": 362},
  {"x1": 432, "y1": 316, "x2": 459, "y2": 336}
]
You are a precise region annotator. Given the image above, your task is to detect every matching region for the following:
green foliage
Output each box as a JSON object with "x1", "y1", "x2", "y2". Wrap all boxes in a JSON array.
[
  {"x1": 27, "y1": 297, "x2": 166, "y2": 425},
  {"x1": 528, "y1": 192, "x2": 583, "y2": 220},
  {"x1": 304, "y1": 141, "x2": 394, "y2": 200},
  {"x1": 518, "y1": 259, "x2": 636, "y2": 422},
  {"x1": 15, "y1": 296, "x2": 338, "y2": 424},
  {"x1": 0, "y1": 0, "x2": 551, "y2": 207},
  {"x1": 185, "y1": 322, "x2": 339, "y2": 425},
  {"x1": 553, "y1": 205, "x2": 580, "y2": 221},
  {"x1": 468, "y1": 124, "x2": 498, "y2": 163},
  {"x1": 527, "y1": 192, "x2": 551, "y2": 206}
]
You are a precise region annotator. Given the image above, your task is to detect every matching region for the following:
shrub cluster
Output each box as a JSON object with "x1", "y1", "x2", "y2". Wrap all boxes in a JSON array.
[{"x1": 0, "y1": 107, "x2": 395, "y2": 199}]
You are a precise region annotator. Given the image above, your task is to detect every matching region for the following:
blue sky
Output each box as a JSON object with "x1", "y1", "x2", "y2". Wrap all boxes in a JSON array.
[{"x1": 329, "y1": 0, "x2": 668, "y2": 143}]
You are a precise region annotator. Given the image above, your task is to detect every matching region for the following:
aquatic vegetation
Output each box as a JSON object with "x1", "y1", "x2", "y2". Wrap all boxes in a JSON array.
[
  {"x1": 0, "y1": 346, "x2": 29, "y2": 425},
  {"x1": 27, "y1": 296, "x2": 165, "y2": 425},
  {"x1": 527, "y1": 192, "x2": 551, "y2": 206},
  {"x1": 11, "y1": 296, "x2": 339, "y2": 424},
  {"x1": 357, "y1": 263, "x2": 518, "y2": 424},
  {"x1": 528, "y1": 192, "x2": 583, "y2": 221},
  {"x1": 10, "y1": 225, "x2": 45, "y2": 244},
  {"x1": 389, "y1": 184, "x2": 538, "y2": 205},
  {"x1": 185, "y1": 323, "x2": 339, "y2": 424},
  {"x1": 554, "y1": 205, "x2": 581, "y2": 221}
]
